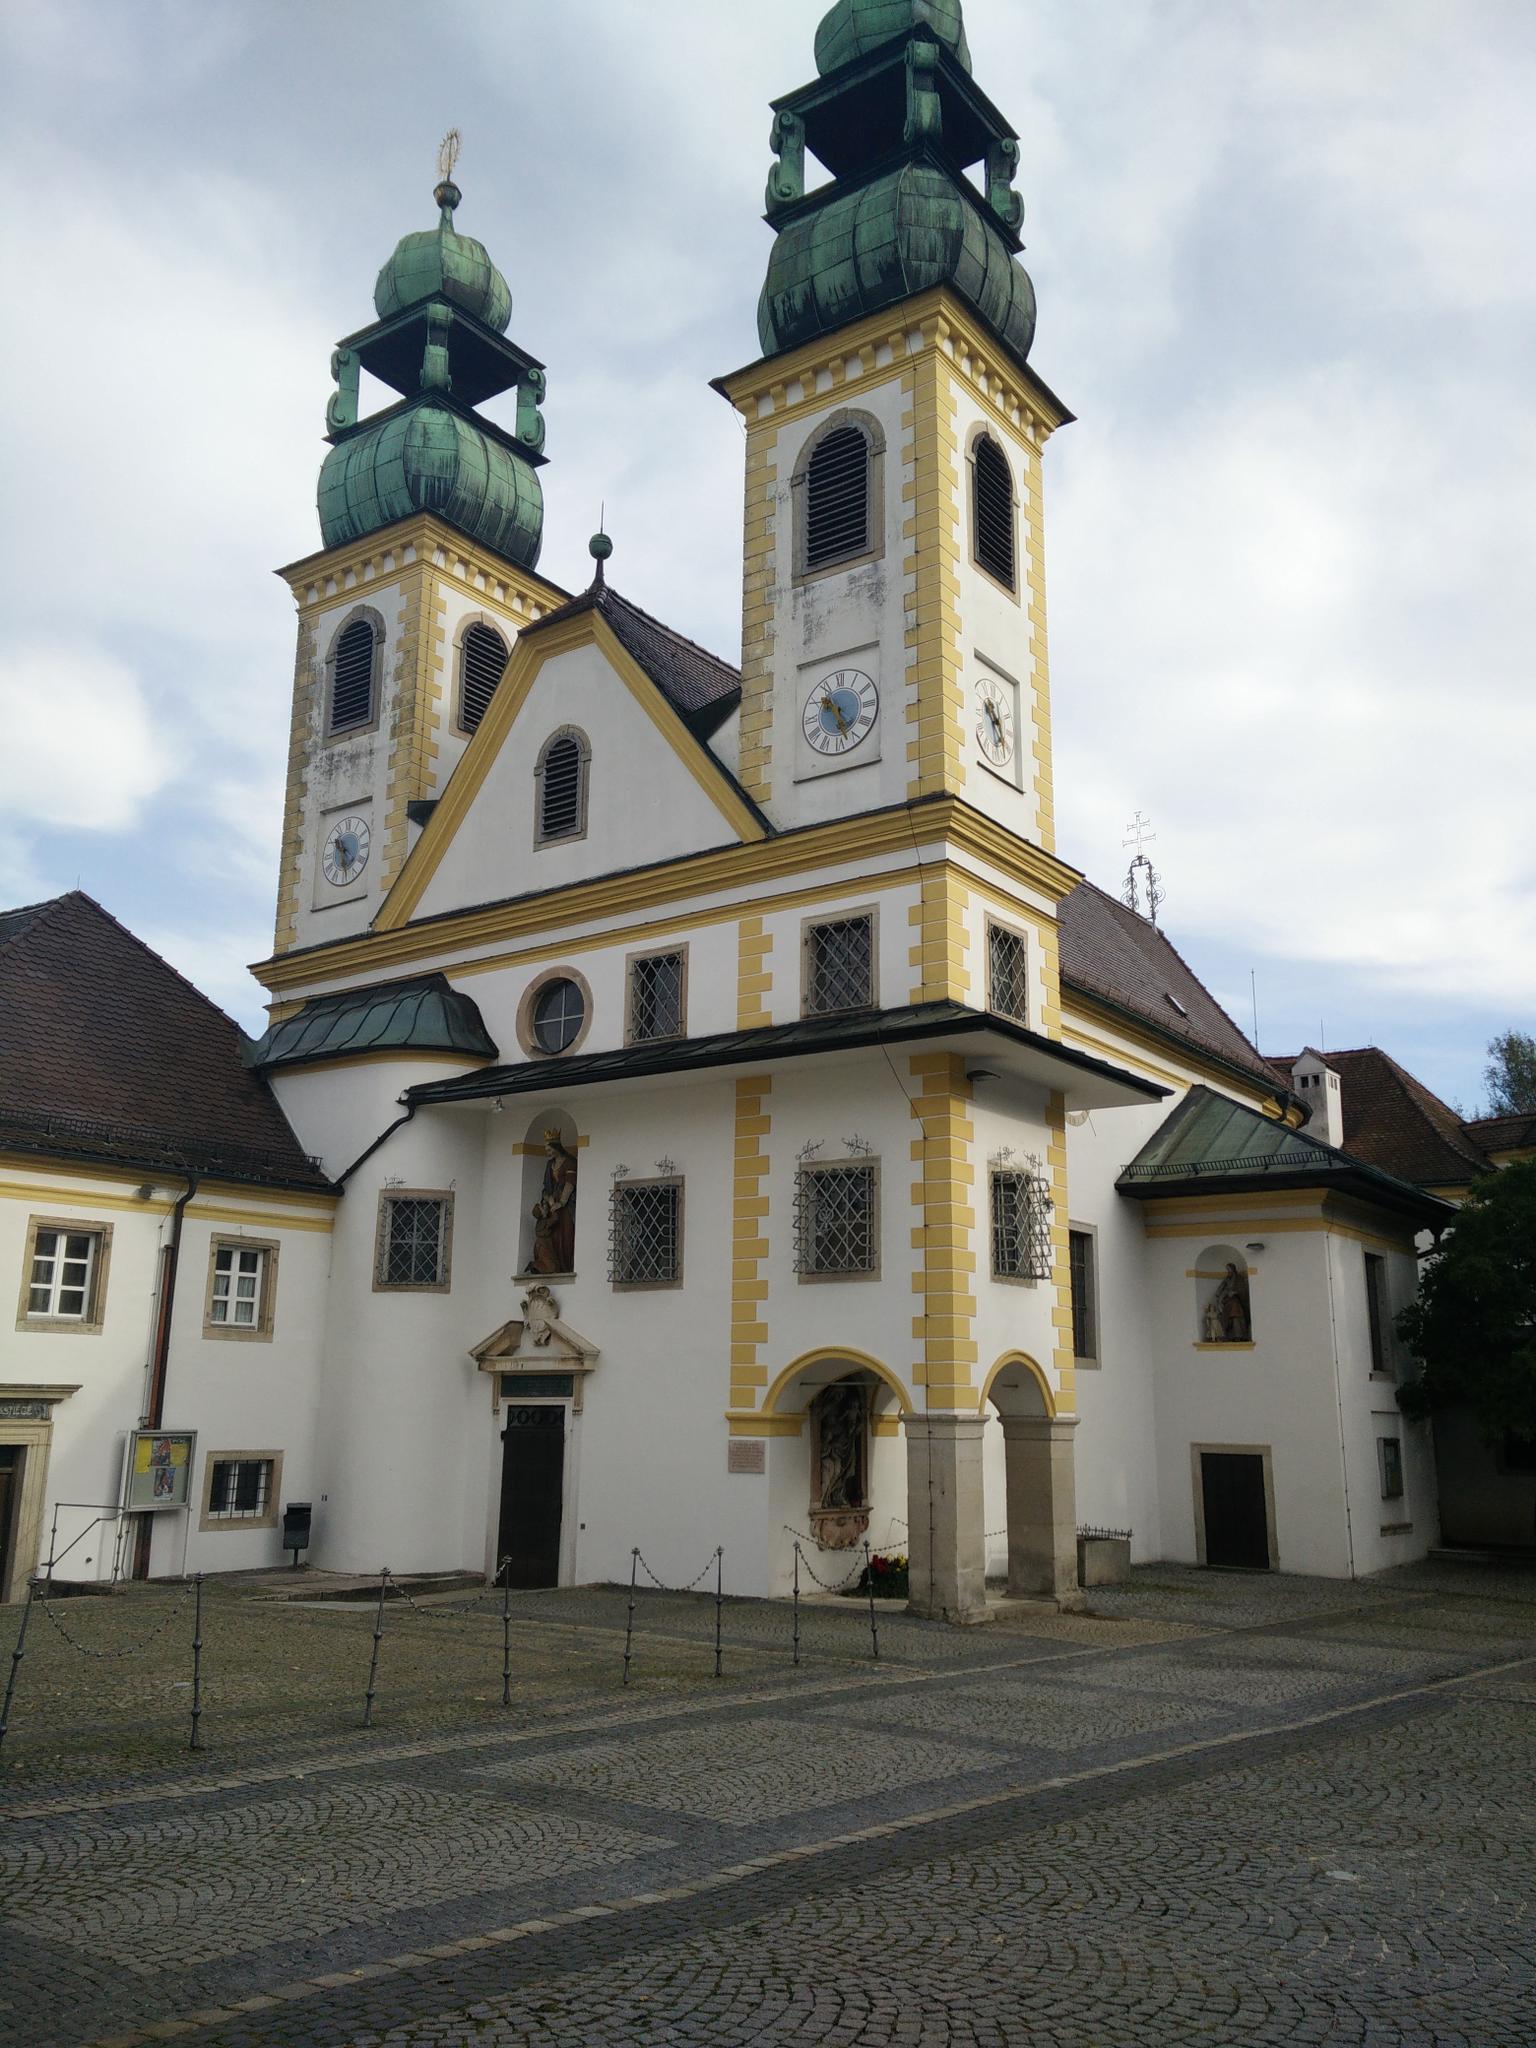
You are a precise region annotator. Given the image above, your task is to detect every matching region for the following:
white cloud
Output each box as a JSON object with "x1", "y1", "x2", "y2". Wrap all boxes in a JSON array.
[{"x1": 0, "y1": 643, "x2": 171, "y2": 832}]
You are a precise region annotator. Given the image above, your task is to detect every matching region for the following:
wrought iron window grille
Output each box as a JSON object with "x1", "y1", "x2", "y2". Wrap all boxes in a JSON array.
[
  {"x1": 629, "y1": 951, "x2": 685, "y2": 1042},
  {"x1": 379, "y1": 1196, "x2": 448, "y2": 1287},
  {"x1": 795, "y1": 1162, "x2": 878, "y2": 1277},
  {"x1": 208, "y1": 1457, "x2": 273, "y2": 1521},
  {"x1": 987, "y1": 924, "x2": 1029, "y2": 1024},
  {"x1": 805, "y1": 915, "x2": 874, "y2": 1015},
  {"x1": 609, "y1": 1178, "x2": 682, "y2": 1287},
  {"x1": 991, "y1": 1165, "x2": 1053, "y2": 1281}
]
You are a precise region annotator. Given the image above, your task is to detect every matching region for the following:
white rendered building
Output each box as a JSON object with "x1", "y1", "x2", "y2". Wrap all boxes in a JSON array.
[{"x1": 1, "y1": 0, "x2": 1458, "y2": 1612}]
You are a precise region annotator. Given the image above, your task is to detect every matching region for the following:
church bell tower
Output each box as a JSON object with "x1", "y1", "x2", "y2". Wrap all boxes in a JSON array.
[
  {"x1": 716, "y1": 0, "x2": 1071, "y2": 854},
  {"x1": 271, "y1": 157, "x2": 567, "y2": 956}
]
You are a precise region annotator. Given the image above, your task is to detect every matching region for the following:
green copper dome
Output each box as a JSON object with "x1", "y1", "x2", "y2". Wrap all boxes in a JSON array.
[
  {"x1": 759, "y1": 160, "x2": 1034, "y2": 363},
  {"x1": 374, "y1": 180, "x2": 512, "y2": 334},
  {"x1": 815, "y1": 0, "x2": 971, "y2": 76},
  {"x1": 318, "y1": 405, "x2": 543, "y2": 568}
]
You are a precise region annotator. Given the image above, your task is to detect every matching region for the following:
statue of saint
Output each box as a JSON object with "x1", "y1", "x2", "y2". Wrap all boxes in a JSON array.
[
  {"x1": 530, "y1": 1131, "x2": 577, "y2": 1274},
  {"x1": 816, "y1": 1383, "x2": 867, "y2": 1511},
  {"x1": 1209, "y1": 1262, "x2": 1251, "y2": 1343}
]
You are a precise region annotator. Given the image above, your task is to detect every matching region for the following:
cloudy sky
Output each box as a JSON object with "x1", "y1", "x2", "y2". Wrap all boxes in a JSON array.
[{"x1": 2, "y1": 0, "x2": 1531, "y2": 1111}]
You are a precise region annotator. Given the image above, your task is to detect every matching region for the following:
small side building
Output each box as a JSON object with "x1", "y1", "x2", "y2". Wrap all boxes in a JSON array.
[{"x1": 0, "y1": 894, "x2": 335, "y2": 1595}]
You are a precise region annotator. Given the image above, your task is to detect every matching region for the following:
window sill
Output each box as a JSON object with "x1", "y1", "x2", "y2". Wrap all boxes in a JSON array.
[
  {"x1": 1379, "y1": 1520, "x2": 1412, "y2": 1535},
  {"x1": 990, "y1": 1271, "x2": 1042, "y2": 1289},
  {"x1": 514, "y1": 1271, "x2": 576, "y2": 1283},
  {"x1": 16, "y1": 1317, "x2": 104, "y2": 1337},
  {"x1": 1193, "y1": 1341, "x2": 1255, "y2": 1351},
  {"x1": 202, "y1": 1325, "x2": 275, "y2": 1344},
  {"x1": 797, "y1": 1268, "x2": 881, "y2": 1285},
  {"x1": 1073, "y1": 1355, "x2": 1101, "y2": 1371}
]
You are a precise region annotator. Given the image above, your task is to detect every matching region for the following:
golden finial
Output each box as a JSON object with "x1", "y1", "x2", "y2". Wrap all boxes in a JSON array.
[{"x1": 437, "y1": 129, "x2": 462, "y2": 184}]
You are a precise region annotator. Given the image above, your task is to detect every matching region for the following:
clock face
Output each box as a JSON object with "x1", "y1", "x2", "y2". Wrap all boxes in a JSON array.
[
  {"x1": 974, "y1": 677, "x2": 1015, "y2": 767},
  {"x1": 322, "y1": 814, "x2": 371, "y2": 887},
  {"x1": 802, "y1": 669, "x2": 879, "y2": 757}
]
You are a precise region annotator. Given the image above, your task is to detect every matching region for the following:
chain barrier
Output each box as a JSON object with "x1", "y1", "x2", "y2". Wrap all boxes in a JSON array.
[
  {"x1": 632, "y1": 1549, "x2": 723, "y2": 1594},
  {"x1": 379, "y1": 1562, "x2": 513, "y2": 1621},
  {"x1": 790, "y1": 1540, "x2": 869, "y2": 1594},
  {"x1": 32, "y1": 1579, "x2": 195, "y2": 1661},
  {"x1": 623, "y1": 1545, "x2": 726, "y2": 1686}
]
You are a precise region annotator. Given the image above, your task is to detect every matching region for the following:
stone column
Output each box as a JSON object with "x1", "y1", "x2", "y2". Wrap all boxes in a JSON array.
[
  {"x1": 1001, "y1": 1415, "x2": 1082, "y2": 1606},
  {"x1": 902, "y1": 1414, "x2": 990, "y2": 1624}
]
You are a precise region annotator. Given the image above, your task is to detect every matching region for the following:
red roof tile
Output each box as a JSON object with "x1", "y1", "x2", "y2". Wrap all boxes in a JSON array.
[
  {"x1": 1268, "y1": 1046, "x2": 1491, "y2": 1188},
  {"x1": 0, "y1": 893, "x2": 328, "y2": 1189}
]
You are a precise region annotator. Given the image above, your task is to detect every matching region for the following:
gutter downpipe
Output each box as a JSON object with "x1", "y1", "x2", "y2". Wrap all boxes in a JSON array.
[
  {"x1": 336, "y1": 1099, "x2": 416, "y2": 1188},
  {"x1": 132, "y1": 1172, "x2": 199, "y2": 1581}
]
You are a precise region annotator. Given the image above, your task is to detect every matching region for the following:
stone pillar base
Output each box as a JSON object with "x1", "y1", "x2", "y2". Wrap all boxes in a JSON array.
[
  {"x1": 1000, "y1": 1415, "x2": 1080, "y2": 1602},
  {"x1": 902, "y1": 1413, "x2": 991, "y2": 1625}
]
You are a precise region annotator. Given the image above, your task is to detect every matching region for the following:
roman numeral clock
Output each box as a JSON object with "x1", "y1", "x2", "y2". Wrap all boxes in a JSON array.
[{"x1": 801, "y1": 668, "x2": 878, "y2": 757}]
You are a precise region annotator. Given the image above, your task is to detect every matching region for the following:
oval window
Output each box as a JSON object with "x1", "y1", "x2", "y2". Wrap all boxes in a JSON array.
[{"x1": 531, "y1": 977, "x2": 586, "y2": 1054}]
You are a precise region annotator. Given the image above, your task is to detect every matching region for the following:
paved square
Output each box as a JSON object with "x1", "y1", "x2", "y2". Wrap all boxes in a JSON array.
[{"x1": 0, "y1": 1559, "x2": 1531, "y2": 2047}]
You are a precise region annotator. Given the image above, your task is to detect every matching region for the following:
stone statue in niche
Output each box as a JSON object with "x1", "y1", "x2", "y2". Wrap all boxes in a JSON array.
[
  {"x1": 809, "y1": 1381, "x2": 870, "y2": 1549},
  {"x1": 530, "y1": 1131, "x2": 578, "y2": 1275},
  {"x1": 1204, "y1": 1263, "x2": 1252, "y2": 1344}
]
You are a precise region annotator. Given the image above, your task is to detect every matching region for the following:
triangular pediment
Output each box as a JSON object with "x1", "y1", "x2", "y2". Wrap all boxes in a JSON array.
[
  {"x1": 469, "y1": 1285, "x2": 599, "y2": 1372},
  {"x1": 380, "y1": 603, "x2": 763, "y2": 933}
]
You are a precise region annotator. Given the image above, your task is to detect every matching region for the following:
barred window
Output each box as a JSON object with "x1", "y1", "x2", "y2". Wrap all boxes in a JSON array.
[
  {"x1": 207, "y1": 1457, "x2": 273, "y2": 1521},
  {"x1": 987, "y1": 924, "x2": 1028, "y2": 1024},
  {"x1": 609, "y1": 1178, "x2": 682, "y2": 1287},
  {"x1": 796, "y1": 1162, "x2": 878, "y2": 1277},
  {"x1": 211, "y1": 1246, "x2": 265, "y2": 1328},
  {"x1": 537, "y1": 730, "x2": 588, "y2": 842},
  {"x1": 805, "y1": 425, "x2": 871, "y2": 570},
  {"x1": 376, "y1": 1194, "x2": 452, "y2": 1290},
  {"x1": 805, "y1": 914, "x2": 874, "y2": 1015},
  {"x1": 27, "y1": 1228, "x2": 101, "y2": 1320},
  {"x1": 973, "y1": 433, "x2": 1016, "y2": 590},
  {"x1": 628, "y1": 951, "x2": 685, "y2": 1043},
  {"x1": 1069, "y1": 1228, "x2": 1097, "y2": 1359},
  {"x1": 458, "y1": 622, "x2": 509, "y2": 734},
  {"x1": 329, "y1": 618, "x2": 377, "y2": 733},
  {"x1": 991, "y1": 1169, "x2": 1053, "y2": 1281}
]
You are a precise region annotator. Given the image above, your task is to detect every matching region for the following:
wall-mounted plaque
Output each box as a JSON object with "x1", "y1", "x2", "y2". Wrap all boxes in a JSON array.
[{"x1": 727, "y1": 1439, "x2": 766, "y2": 1475}]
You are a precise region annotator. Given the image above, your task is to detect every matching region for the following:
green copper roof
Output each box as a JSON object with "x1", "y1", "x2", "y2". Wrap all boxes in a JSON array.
[
  {"x1": 816, "y1": 0, "x2": 970, "y2": 76},
  {"x1": 759, "y1": 159, "x2": 1035, "y2": 362},
  {"x1": 246, "y1": 974, "x2": 497, "y2": 1073},
  {"x1": 374, "y1": 179, "x2": 512, "y2": 333},
  {"x1": 1116, "y1": 1086, "x2": 1454, "y2": 1224},
  {"x1": 318, "y1": 401, "x2": 544, "y2": 567}
]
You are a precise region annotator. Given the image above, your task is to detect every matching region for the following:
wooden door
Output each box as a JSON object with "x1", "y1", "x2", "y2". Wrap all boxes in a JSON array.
[
  {"x1": 0, "y1": 1447, "x2": 19, "y2": 1600},
  {"x1": 1200, "y1": 1451, "x2": 1271, "y2": 1569},
  {"x1": 497, "y1": 1406, "x2": 565, "y2": 1589}
]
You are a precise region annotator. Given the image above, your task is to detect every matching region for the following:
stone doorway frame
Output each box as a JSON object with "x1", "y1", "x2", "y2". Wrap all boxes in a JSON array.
[{"x1": 0, "y1": 1384, "x2": 80, "y2": 1602}]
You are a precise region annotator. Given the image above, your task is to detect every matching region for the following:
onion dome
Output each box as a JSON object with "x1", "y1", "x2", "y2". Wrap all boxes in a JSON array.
[
  {"x1": 374, "y1": 179, "x2": 513, "y2": 334},
  {"x1": 815, "y1": 0, "x2": 971, "y2": 77},
  {"x1": 759, "y1": 0, "x2": 1034, "y2": 369},
  {"x1": 318, "y1": 404, "x2": 543, "y2": 567},
  {"x1": 759, "y1": 160, "x2": 1033, "y2": 363}
]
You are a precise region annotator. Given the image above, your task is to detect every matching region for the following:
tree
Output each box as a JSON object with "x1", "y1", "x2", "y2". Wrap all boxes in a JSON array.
[
  {"x1": 1482, "y1": 1029, "x2": 1536, "y2": 1116},
  {"x1": 1397, "y1": 1159, "x2": 1536, "y2": 1449}
]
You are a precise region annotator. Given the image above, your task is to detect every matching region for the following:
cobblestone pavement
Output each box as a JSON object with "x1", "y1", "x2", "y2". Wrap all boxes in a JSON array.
[{"x1": 1, "y1": 1559, "x2": 1532, "y2": 2046}]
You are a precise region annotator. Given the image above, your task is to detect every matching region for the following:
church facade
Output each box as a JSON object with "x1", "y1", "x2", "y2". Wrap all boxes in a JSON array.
[{"x1": 3, "y1": 0, "x2": 1462, "y2": 1614}]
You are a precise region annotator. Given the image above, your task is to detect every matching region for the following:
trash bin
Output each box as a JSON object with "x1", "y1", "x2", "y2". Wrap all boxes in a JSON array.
[{"x1": 281, "y1": 1501, "x2": 312, "y2": 1567}]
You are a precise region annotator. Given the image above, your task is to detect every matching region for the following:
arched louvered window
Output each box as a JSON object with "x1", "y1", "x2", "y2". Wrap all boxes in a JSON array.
[
  {"x1": 329, "y1": 617, "x2": 378, "y2": 734},
  {"x1": 805, "y1": 425, "x2": 871, "y2": 571},
  {"x1": 536, "y1": 729, "x2": 588, "y2": 844},
  {"x1": 973, "y1": 434, "x2": 1016, "y2": 591},
  {"x1": 458, "y1": 622, "x2": 509, "y2": 735}
]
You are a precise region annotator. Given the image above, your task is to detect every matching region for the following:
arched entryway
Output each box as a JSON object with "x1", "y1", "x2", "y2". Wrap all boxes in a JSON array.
[
  {"x1": 980, "y1": 1352, "x2": 1081, "y2": 1603},
  {"x1": 760, "y1": 1349, "x2": 912, "y2": 1592}
]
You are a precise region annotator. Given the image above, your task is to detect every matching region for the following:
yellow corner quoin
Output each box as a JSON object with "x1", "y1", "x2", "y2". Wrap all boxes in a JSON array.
[
  {"x1": 908, "y1": 1052, "x2": 978, "y2": 1409},
  {"x1": 375, "y1": 608, "x2": 766, "y2": 934},
  {"x1": 729, "y1": 1076, "x2": 773, "y2": 1414},
  {"x1": 253, "y1": 797, "x2": 1083, "y2": 996}
]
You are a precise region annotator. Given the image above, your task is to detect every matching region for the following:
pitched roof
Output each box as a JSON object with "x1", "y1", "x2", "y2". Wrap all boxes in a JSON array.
[
  {"x1": 1463, "y1": 1110, "x2": 1536, "y2": 1157},
  {"x1": 1117, "y1": 1083, "x2": 1455, "y2": 1227},
  {"x1": 517, "y1": 576, "x2": 768, "y2": 831},
  {"x1": 0, "y1": 893, "x2": 329, "y2": 1189},
  {"x1": 1268, "y1": 1046, "x2": 1491, "y2": 1188},
  {"x1": 1058, "y1": 882, "x2": 1285, "y2": 1093}
]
